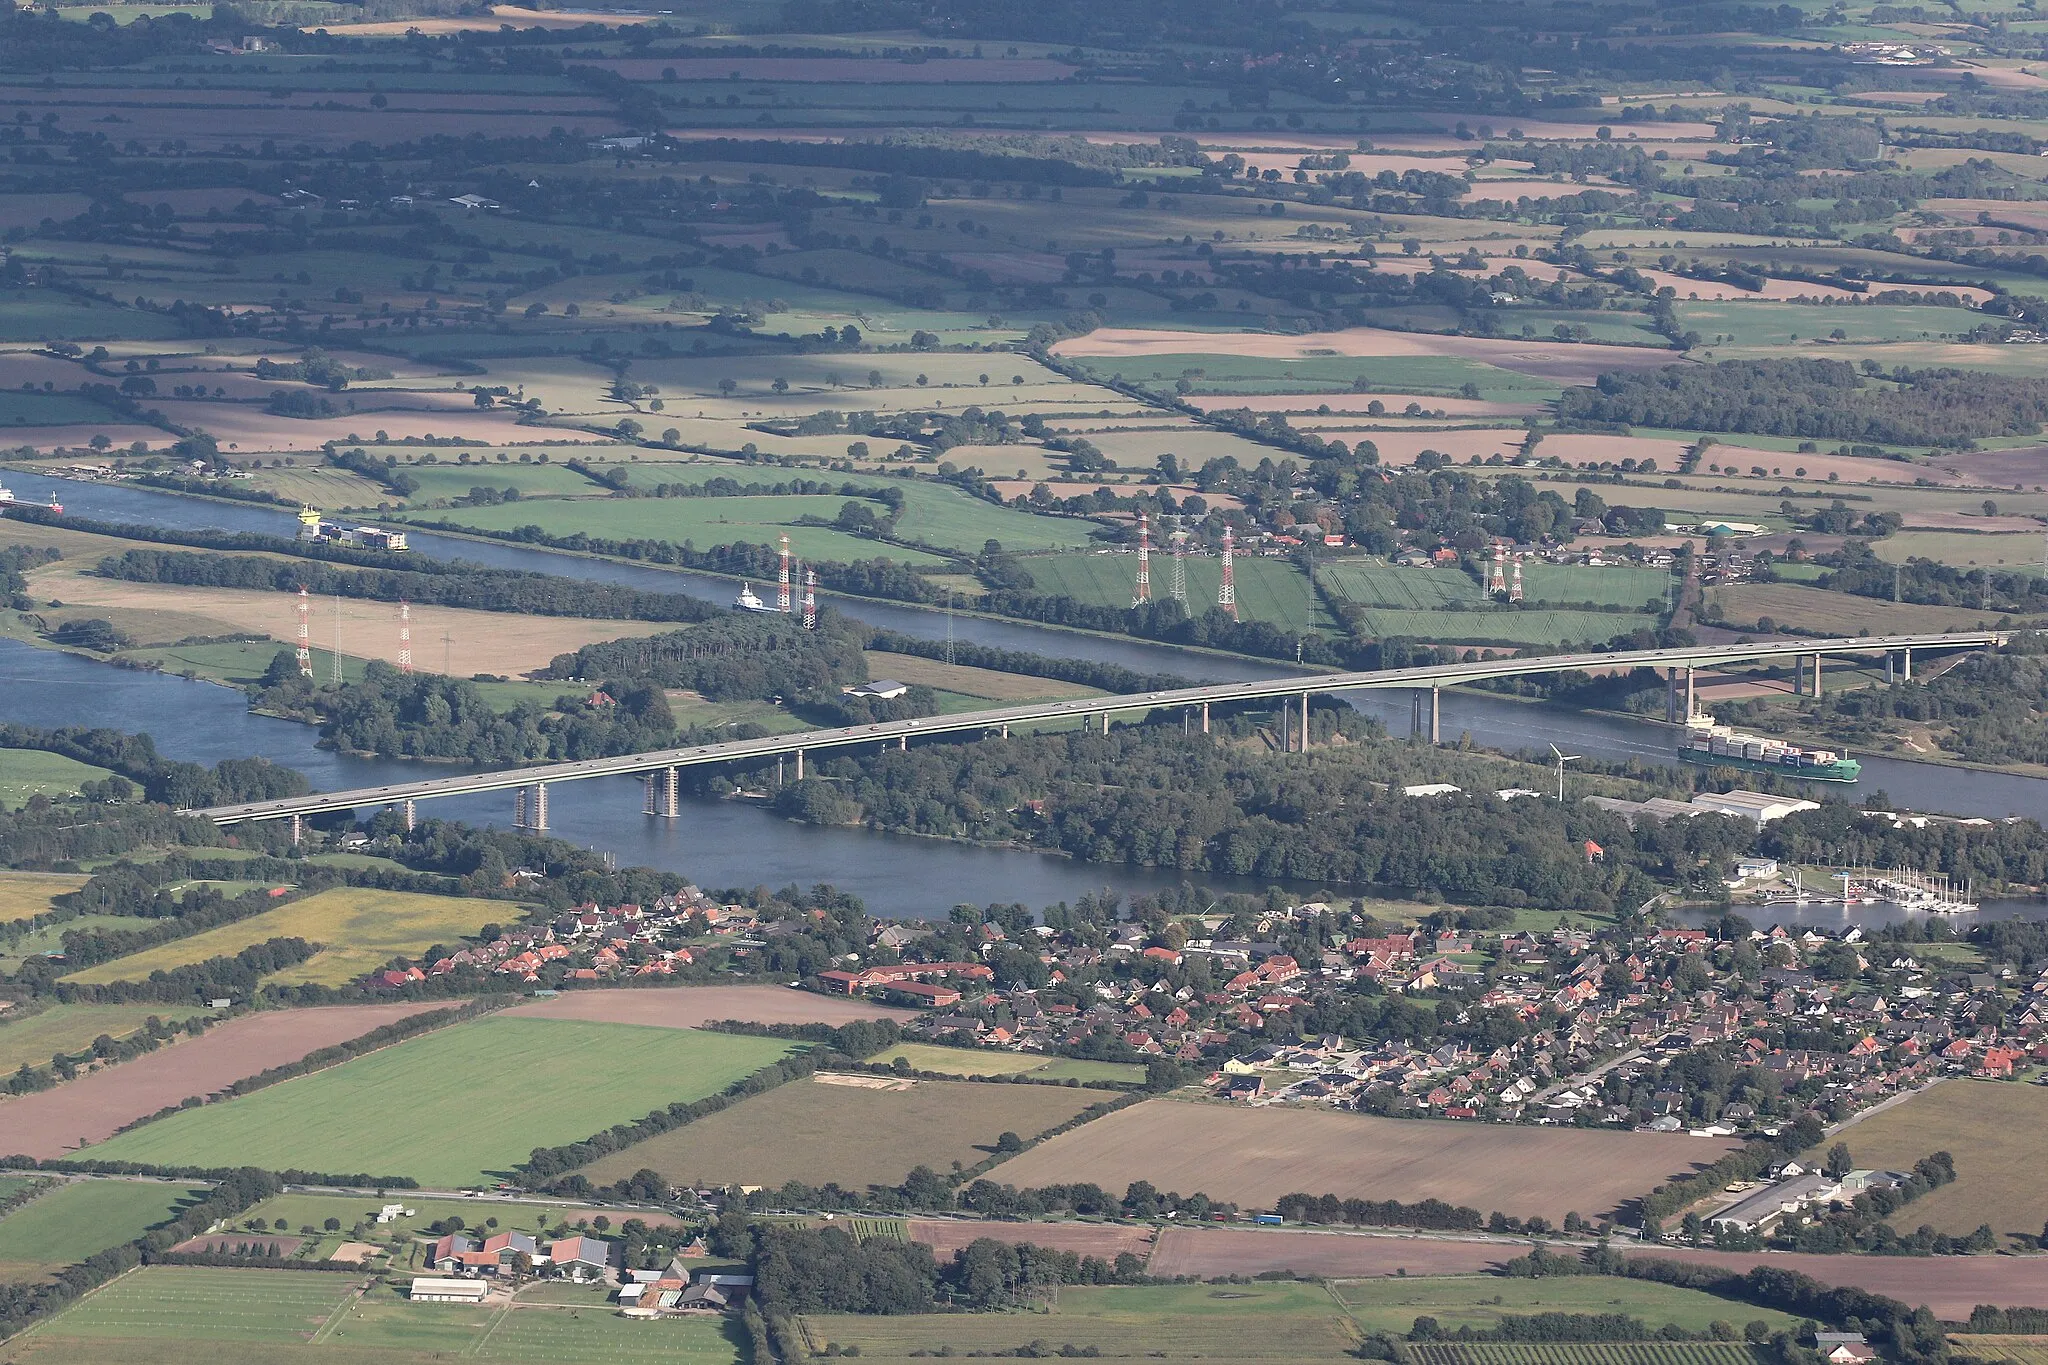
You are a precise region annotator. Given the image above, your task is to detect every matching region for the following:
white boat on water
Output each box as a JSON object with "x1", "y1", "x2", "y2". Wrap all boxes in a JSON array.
[
  {"x1": 733, "y1": 584, "x2": 779, "y2": 613},
  {"x1": 0, "y1": 485, "x2": 61, "y2": 514}
]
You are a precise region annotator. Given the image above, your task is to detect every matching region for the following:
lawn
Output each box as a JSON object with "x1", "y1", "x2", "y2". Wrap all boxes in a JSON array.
[
  {"x1": 29, "y1": 1266, "x2": 356, "y2": 1344},
  {"x1": 0, "y1": 749, "x2": 117, "y2": 809},
  {"x1": 803, "y1": 1280, "x2": 1362, "y2": 1360},
  {"x1": 1021, "y1": 550, "x2": 1335, "y2": 631},
  {"x1": 0, "y1": 1002, "x2": 207, "y2": 1072},
  {"x1": 1328, "y1": 1274, "x2": 1799, "y2": 1336},
  {"x1": 1833, "y1": 1078, "x2": 2048, "y2": 1244},
  {"x1": 869, "y1": 1041, "x2": 1145, "y2": 1085},
  {"x1": 1346, "y1": 606, "x2": 1659, "y2": 646},
  {"x1": 61, "y1": 887, "x2": 510, "y2": 989},
  {"x1": 82, "y1": 1018, "x2": 797, "y2": 1187},
  {"x1": 581, "y1": 1072, "x2": 1106, "y2": 1192},
  {"x1": 389, "y1": 492, "x2": 953, "y2": 566},
  {"x1": 0, "y1": 1180, "x2": 206, "y2": 1282}
]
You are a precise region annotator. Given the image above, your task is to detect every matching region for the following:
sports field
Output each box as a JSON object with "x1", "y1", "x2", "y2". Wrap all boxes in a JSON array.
[
  {"x1": 1021, "y1": 550, "x2": 1335, "y2": 630},
  {"x1": 868, "y1": 1041, "x2": 1145, "y2": 1084},
  {"x1": 1833, "y1": 1079, "x2": 2048, "y2": 1243},
  {"x1": 581, "y1": 1072, "x2": 1106, "y2": 1192},
  {"x1": 985, "y1": 1099, "x2": 1734, "y2": 1224},
  {"x1": 803, "y1": 1280, "x2": 1362, "y2": 1361},
  {"x1": 82, "y1": 1018, "x2": 796, "y2": 1186},
  {"x1": 0, "y1": 1002, "x2": 208, "y2": 1072},
  {"x1": 0, "y1": 1179, "x2": 205, "y2": 1282},
  {"x1": 61, "y1": 887, "x2": 509, "y2": 988}
]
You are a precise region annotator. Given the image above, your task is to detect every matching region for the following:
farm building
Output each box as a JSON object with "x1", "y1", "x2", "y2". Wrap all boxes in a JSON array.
[{"x1": 409, "y1": 1277, "x2": 489, "y2": 1303}]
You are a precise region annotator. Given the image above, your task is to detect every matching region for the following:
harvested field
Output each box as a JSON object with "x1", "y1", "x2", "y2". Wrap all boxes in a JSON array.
[
  {"x1": 1150, "y1": 1227, "x2": 1520, "y2": 1279},
  {"x1": 1830, "y1": 1078, "x2": 2048, "y2": 1242},
  {"x1": 581, "y1": 1074, "x2": 1108, "y2": 1192},
  {"x1": 982, "y1": 1099, "x2": 1735, "y2": 1223},
  {"x1": 0, "y1": 1002, "x2": 450, "y2": 1159},
  {"x1": 1950, "y1": 1337, "x2": 2048, "y2": 1365},
  {"x1": 1937, "y1": 444, "x2": 2048, "y2": 487},
  {"x1": 858, "y1": 651, "x2": 1100, "y2": 703},
  {"x1": 1705, "y1": 583, "x2": 2010, "y2": 635},
  {"x1": 1053, "y1": 328, "x2": 1681, "y2": 386},
  {"x1": 0, "y1": 870, "x2": 87, "y2": 919},
  {"x1": 1620, "y1": 1247, "x2": 2048, "y2": 1316},
  {"x1": 26, "y1": 567, "x2": 669, "y2": 679},
  {"x1": 906, "y1": 1219, "x2": 1156, "y2": 1262},
  {"x1": 502, "y1": 985, "x2": 916, "y2": 1029}
]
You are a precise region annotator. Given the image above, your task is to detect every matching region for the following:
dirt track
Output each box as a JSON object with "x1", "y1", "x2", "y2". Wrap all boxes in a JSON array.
[
  {"x1": 0, "y1": 1003, "x2": 447, "y2": 1159},
  {"x1": 502, "y1": 985, "x2": 916, "y2": 1029}
]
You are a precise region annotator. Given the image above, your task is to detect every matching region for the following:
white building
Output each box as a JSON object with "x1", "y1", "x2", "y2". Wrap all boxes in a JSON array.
[
  {"x1": 409, "y1": 1278, "x2": 489, "y2": 1303},
  {"x1": 1690, "y1": 791, "x2": 1820, "y2": 828}
]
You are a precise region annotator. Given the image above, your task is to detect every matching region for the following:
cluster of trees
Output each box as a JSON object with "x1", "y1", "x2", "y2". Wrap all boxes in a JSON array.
[
  {"x1": 0, "y1": 723, "x2": 306, "y2": 813},
  {"x1": 95, "y1": 548, "x2": 722, "y2": 625},
  {"x1": 546, "y1": 613, "x2": 868, "y2": 701},
  {"x1": 1271, "y1": 1192, "x2": 1486, "y2": 1232},
  {"x1": 1557, "y1": 360, "x2": 2048, "y2": 448}
]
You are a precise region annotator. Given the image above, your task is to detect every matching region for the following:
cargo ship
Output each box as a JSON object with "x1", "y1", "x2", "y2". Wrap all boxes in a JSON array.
[
  {"x1": 1678, "y1": 715, "x2": 1860, "y2": 783},
  {"x1": 732, "y1": 584, "x2": 780, "y2": 613},
  {"x1": 0, "y1": 486, "x2": 62, "y2": 515}
]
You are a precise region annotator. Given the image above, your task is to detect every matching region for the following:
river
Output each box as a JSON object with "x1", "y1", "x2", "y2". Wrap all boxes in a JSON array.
[{"x1": 7, "y1": 474, "x2": 2047, "y2": 924}]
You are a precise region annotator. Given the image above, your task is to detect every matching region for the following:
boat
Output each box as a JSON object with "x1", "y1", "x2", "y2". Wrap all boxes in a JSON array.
[
  {"x1": 1678, "y1": 715, "x2": 1860, "y2": 783},
  {"x1": 0, "y1": 485, "x2": 61, "y2": 515},
  {"x1": 732, "y1": 584, "x2": 779, "y2": 613}
]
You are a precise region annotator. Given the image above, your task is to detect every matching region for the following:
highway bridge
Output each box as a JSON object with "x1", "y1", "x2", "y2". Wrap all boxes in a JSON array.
[{"x1": 186, "y1": 630, "x2": 2008, "y2": 831}]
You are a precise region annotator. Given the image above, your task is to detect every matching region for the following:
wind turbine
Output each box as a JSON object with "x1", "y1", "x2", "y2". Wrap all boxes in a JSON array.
[{"x1": 1549, "y1": 742, "x2": 1580, "y2": 802}]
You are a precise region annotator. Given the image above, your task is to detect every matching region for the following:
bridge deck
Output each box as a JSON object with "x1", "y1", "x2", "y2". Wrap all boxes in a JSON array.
[{"x1": 187, "y1": 631, "x2": 2005, "y2": 824}]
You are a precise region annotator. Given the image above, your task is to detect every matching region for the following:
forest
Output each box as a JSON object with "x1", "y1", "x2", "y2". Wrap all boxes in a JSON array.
[{"x1": 1554, "y1": 360, "x2": 2048, "y2": 447}]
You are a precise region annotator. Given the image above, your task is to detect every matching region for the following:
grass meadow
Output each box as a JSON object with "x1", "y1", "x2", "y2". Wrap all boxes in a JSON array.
[
  {"x1": 1327, "y1": 1275, "x2": 1798, "y2": 1336},
  {"x1": 0, "y1": 1180, "x2": 206, "y2": 1283},
  {"x1": 81, "y1": 1019, "x2": 796, "y2": 1186},
  {"x1": 1021, "y1": 550, "x2": 1335, "y2": 631},
  {"x1": 0, "y1": 1002, "x2": 208, "y2": 1071},
  {"x1": 0, "y1": 749, "x2": 117, "y2": 809},
  {"x1": 61, "y1": 887, "x2": 510, "y2": 989}
]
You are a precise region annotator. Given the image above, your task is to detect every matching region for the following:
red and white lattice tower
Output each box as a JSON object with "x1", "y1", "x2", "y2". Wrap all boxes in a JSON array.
[
  {"x1": 398, "y1": 599, "x2": 413, "y2": 674},
  {"x1": 1218, "y1": 526, "x2": 1238, "y2": 619},
  {"x1": 1170, "y1": 523, "x2": 1188, "y2": 605},
  {"x1": 802, "y1": 568, "x2": 817, "y2": 630},
  {"x1": 1487, "y1": 545, "x2": 1507, "y2": 595},
  {"x1": 1509, "y1": 558, "x2": 1524, "y2": 603},
  {"x1": 777, "y1": 532, "x2": 793, "y2": 613},
  {"x1": 1132, "y1": 511, "x2": 1152, "y2": 607},
  {"x1": 295, "y1": 586, "x2": 313, "y2": 677}
]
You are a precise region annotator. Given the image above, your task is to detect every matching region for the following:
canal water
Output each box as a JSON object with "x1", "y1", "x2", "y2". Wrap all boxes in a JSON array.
[{"x1": 8, "y1": 475, "x2": 2047, "y2": 923}]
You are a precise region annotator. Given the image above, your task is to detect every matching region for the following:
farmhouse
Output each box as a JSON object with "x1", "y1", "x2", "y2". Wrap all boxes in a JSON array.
[
  {"x1": 409, "y1": 1277, "x2": 490, "y2": 1303},
  {"x1": 547, "y1": 1235, "x2": 614, "y2": 1282}
]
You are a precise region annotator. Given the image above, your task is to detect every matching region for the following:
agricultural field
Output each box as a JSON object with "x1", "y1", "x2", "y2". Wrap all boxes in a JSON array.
[
  {"x1": 1832, "y1": 1079, "x2": 2048, "y2": 1244},
  {"x1": 802, "y1": 1280, "x2": 1363, "y2": 1362},
  {"x1": 0, "y1": 749, "x2": 118, "y2": 809},
  {"x1": 1948, "y1": 1338, "x2": 2048, "y2": 1365},
  {"x1": 500, "y1": 984, "x2": 916, "y2": 1030},
  {"x1": 81, "y1": 1018, "x2": 797, "y2": 1186},
  {"x1": 1318, "y1": 561, "x2": 1485, "y2": 609},
  {"x1": 580, "y1": 1072, "x2": 1108, "y2": 1192},
  {"x1": 0, "y1": 1002, "x2": 207, "y2": 1071},
  {"x1": 1020, "y1": 550, "x2": 1336, "y2": 631},
  {"x1": 1705, "y1": 583, "x2": 2015, "y2": 636},
  {"x1": 984, "y1": 1099, "x2": 1734, "y2": 1224},
  {"x1": 1327, "y1": 1275, "x2": 1798, "y2": 1337},
  {"x1": 868, "y1": 1040, "x2": 1146, "y2": 1084},
  {"x1": 61, "y1": 886, "x2": 513, "y2": 989},
  {"x1": 22, "y1": 1266, "x2": 355, "y2": 1346},
  {"x1": 1404, "y1": 1344, "x2": 1767, "y2": 1365},
  {"x1": 1344, "y1": 606, "x2": 1660, "y2": 646},
  {"x1": 0, "y1": 870, "x2": 88, "y2": 922},
  {"x1": 860, "y1": 650, "x2": 1102, "y2": 704},
  {"x1": 0, "y1": 1179, "x2": 205, "y2": 1283}
]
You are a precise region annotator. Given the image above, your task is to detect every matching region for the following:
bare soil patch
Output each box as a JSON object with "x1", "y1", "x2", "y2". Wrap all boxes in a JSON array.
[
  {"x1": 502, "y1": 985, "x2": 916, "y2": 1029},
  {"x1": 982, "y1": 1099, "x2": 1735, "y2": 1224},
  {"x1": 0, "y1": 1003, "x2": 447, "y2": 1159},
  {"x1": 1936, "y1": 445, "x2": 2048, "y2": 488},
  {"x1": 1150, "y1": 1228, "x2": 1519, "y2": 1279},
  {"x1": 909, "y1": 1219, "x2": 1156, "y2": 1261}
]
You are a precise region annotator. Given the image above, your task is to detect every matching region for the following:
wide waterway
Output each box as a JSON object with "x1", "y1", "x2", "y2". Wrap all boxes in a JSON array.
[{"x1": 8, "y1": 474, "x2": 2048, "y2": 924}]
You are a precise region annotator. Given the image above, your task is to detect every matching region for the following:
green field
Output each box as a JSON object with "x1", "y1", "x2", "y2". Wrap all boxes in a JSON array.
[
  {"x1": 1347, "y1": 607, "x2": 1660, "y2": 645},
  {"x1": 1517, "y1": 563, "x2": 1671, "y2": 610},
  {"x1": 804, "y1": 1280, "x2": 1362, "y2": 1360},
  {"x1": 1677, "y1": 300, "x2": 1985, "y2": 349},
  {"x1": 1066, "y1": 353, "x2": 1561, "y2": 400},
  {"x1": 389, "y1": 459, "x2": 612, "y2": 504},
  {"x1": 83, "y1": 1018, "x2": 797, "y2": 1186},
  {"x1": 0, "y1": 1180, "x2": 205, "y2": 1282},
  {"x1": 1328, "y1": 1275, "x2": 1799, "y2": 1337},
  {"x1": 869, "y1": 1041, "x2": 1145, "y2": 1085},
  {"x1": 1021, "y1": 550, "x2": 1335, "y2": 631},
  {"x1": 62, "y1": 886, "x2": 513, "y2": 989},
  {"x1": 0, "y1": 1002, "x2": 207, "y2": 1071},
  {"x1": 1318, "y1": 560, "x2": 1485, "y2": 609},
  {"x1": 0, "y1": 748, "x2": 117, "y2": 809},
  {"x1": 30, "y1": 1266, "x2": 357, "y2": 1344}
]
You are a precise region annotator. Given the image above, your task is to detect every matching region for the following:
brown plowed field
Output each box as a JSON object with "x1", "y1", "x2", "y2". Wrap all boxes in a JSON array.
[
  {"x1": 0, "y1": 1003, "x2": 448, "y2": 1159},
  {"x1": 1151, "y1": 1227, "x2": 1519, "y2": 1279},
  {"x1": 503, "y1": 985, "x2": 916, "y2": 1029},
  {"x1": 983, "y1": 1100, "x2": 1736, "y2": 1223},
  {"x1": 909, "y1": 1219, "x2": 1157, "y2": 1261}
]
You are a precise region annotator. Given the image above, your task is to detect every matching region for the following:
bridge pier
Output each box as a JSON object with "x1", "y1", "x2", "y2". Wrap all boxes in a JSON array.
[
  {"x1": 643, "y1": 774, "x2": 658, "y2": 816},
  {"x1": 290, "y1": 813, "x2": 302, "y2": 846},
  {"x1": 1000, "y1": 725, "x2": 1009, "y2": 739},
  {"x1": 1901, "y1": 647, "x2": 1912, "y2": 681},
  {"x1": 795, "y1": 749, "x2": 804, "y2": 781},
  {"x1": 1811, "y1": 653, "x2": 1823, "y2": 698},
  {"x1": 643, "y1": 769, "x2": 681, "y2": 817},
  {"x1": 1278, "y1": 704, "x2": 1290, "y2": 753},
  {"x1": 1300, "y1": 693, "x2": 1310, "y2": 751},
  {"x1": 1200, "y1": 702, "x2": 1209, "y2": 735},
  {"x1": 1411, "y1": 687, "x2": 1441, "y2": 744},
  {"x1": 1100, "y1": 712, "x2": 1110, "y2": 735},
  {"x1": 899, "y1": 735, "x2": 907, "y2": 750},
  {"x1": 402, "y1": 798, "x2": 415, "y2": 832},
  {"x1": 515, "y1": 783, "x2": 549, "y2": 831},
  {"x1": 1431, "y1": 686, "x2": 1441, "y2": 745}
]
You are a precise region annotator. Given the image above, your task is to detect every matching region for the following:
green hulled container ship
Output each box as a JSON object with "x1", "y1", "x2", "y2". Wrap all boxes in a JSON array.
[{"x1": 1678, "y1": 716, "x2": 1860, "y2": 783}]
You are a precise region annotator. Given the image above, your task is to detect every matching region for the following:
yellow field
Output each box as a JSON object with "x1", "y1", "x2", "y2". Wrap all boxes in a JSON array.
[
  {"x1": 0, "y1": 870, "x2": 87, "y2": 920},
  {"x1": 61, "y1": 887, "x2": 509, "y2": 987},
  {"x1": 860, "y1": 651, "x2": 1101, "y2": 703}
]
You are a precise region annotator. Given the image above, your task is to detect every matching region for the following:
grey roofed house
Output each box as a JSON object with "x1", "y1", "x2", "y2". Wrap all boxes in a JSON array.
[
  {"x1": 1709, "y1": 1172, "x2": 1841, "y2": 1232},
  {"x1": 844, "y1": 679, "x2": 910, "y2": 700}
]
